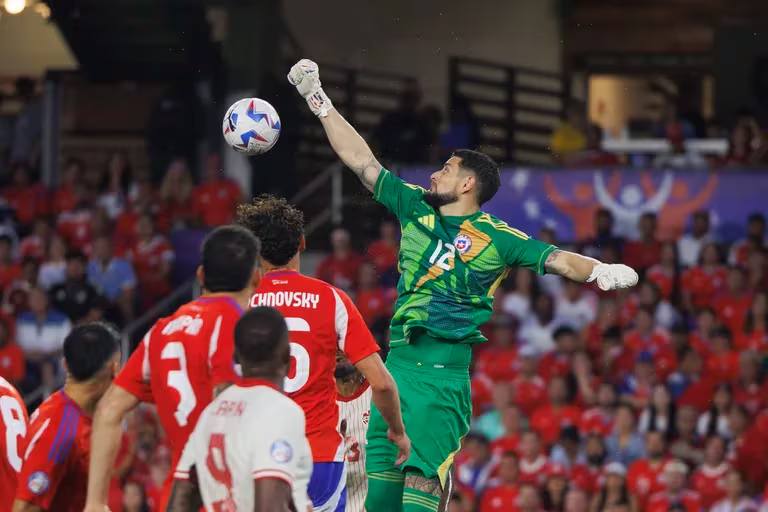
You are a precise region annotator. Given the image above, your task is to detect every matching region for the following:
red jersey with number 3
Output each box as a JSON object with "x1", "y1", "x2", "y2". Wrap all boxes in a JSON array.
[
  {"x1": 114, "y1": 296, "x2": 243, "y2": 469},
  {"x1": 0, "y1": 377, "x2": 27, "y2": 512},
  {"x1": 251, "y1": 270, "x2": 380, "y2": 462}
]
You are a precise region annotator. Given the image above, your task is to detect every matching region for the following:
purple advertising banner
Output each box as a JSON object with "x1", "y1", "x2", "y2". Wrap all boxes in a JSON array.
[{"x1": 398, "y1": 168, "x2": 767, "y2": 242}]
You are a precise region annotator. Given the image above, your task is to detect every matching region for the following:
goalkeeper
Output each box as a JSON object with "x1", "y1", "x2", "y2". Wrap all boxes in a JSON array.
[{"x1": 288, "y1": 59, "x2": 639, "y2": 512}]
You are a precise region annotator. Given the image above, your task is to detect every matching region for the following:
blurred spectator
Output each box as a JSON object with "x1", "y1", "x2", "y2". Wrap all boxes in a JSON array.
[
  {"x1": 531, "y1": 376, "x2": 582, "y2": 447},
  {"x1": 668, "y1": 348, "x2": 714, "y2": 412},
  {"x1": 739, "y1": 293, "x2": 767, "y2": 352},
  {"x1": 705, "y1": 328, "x2": 740, "y2": 385},
  {"x1": 489, "y1": 403, "x2": 524, "y2": 455},
  {"x1": 19, "y1": 218, "x2": 51, "y2": 262},
  {"x1": 126, "y1": 214, "x2": 174, "y2": 309},
  {"x1": 539, "y1": 326, "x2": 578, "y2": 383},
  {"x1": 691, "y1": 435, "x2": 729, "y2": 509},
  {"x1": 626, "y1": 431, "x2": 669, "y2": 507},
  {"x1": 115, "y1": 174, "x2": 159, "y2": 254},
  {"x1": 580, "y1": 382, "x2": 617, "y2": 437},
  {"x1": 711, "y1": 470, "x2": 757, "y2": 512},
  {"x1": 37, "y1": 235, "x2": 67, "y2": 290},
  {"x1": 697, "y1": 384, "x2": 733, "y2": 439},
  {"x1": 677, "y1": 211, "x2": 714, "y2": 268},
  {"x1": 732, "y1": 351, "x2": 766, "y2": 415},
  {"x1": 367, "y1": 219, "x2": 399, "y2": 283},
  {"x1": 476, "y1": 316, "x2": 519, "y2": 383},
  {"x1": 654, "y1": 102, "x2": 696, "y2": 140},
  {"x1": 518, "y1": 431, "x2": 549, "y2": 486},
  {"x1": 623, "y1": 307, "x2": 676, "y2": 380},
  {"x1": 16, "y1": 287, "x2": 70, "y2": 391},
  {"x1": 550, "y1": 426, "x2": 584, "y2": 469},
  {"x1": 0, "y1": 234, "x2": 20, "y2": 292},
  {"x1": 563, "y1": 123, "x2": 621, "y2": 168},
  {"x1": 316, "y1": 227, "x2": 364, "y2": 292},
  {"x1": 473, "y1": 382, "x2": 515, "y2": 441},
  {"x1": 571, "y1": 435, "x2": 607, "y2": 496},
  {"x1": 191, "y1": 153, "x2": 243, "y2": 227},
  {"x1": 589, "y1": 462, "x2": 635, "y2": 512},
  {"x1": 511, "y1": 346, "x2": 547, "y2": 417},
  {"x1": 668, "y1": 405, "x2": 703, "y2": 467},
  {"x1": 729, "y1": 213, "x2": 765, "y2": 267},
  {"x1": 354, "y1": 261, "x2": 393, "y2": 327},
  {"x1": 501, "y1": 269, "x2": 538, "y2": 322},
  {"x1": 646, "y1": 242, "x2": 678, "y2": 302},
  {"x1": 634, "y1": 280, "x2": 680, "y2": 330},
  {"x1": 0, "y1": 317, "x2": 24, "y2": 384},
  {"x1": 1, "y1": 162, "x2": 48, "y2": 229},
  {"x1": 555, "y1": 281, "x2": 597, "y2": 331},
  {"x1": 158, "y1": 158, "x2": 195, "y2": 231},
  {"x1": 373, "y1": 82, "x2": 431, "y2": 164},
  {"x1": 98, "y1": 151, "x2": 133, "y2": 219},
  {"x1": 10, "y1": 77, "x2": 42, "y2": 165},
  {"x1": 550, "y1": 102, "x2": 588, "y2": 162},
  {"x1": 120, "y1": 480, "x2": 150, "y2": 512},
  {"x1": 720, "y1": 120, "x2": 762, "y2": 168},
  {"x1": 87, "y1": 235, "x2": 136, "y2": 322},
  {"x1": 439, "y1": 94, "x2": 480, "y2": 157},
  {"x1": 53, "y1": 157, "x2": 84, "y2": 214},
  {"x1": 653, "y1": 126, "x2": 708, "y2": 169},
  {"x1": 4, "y1": 257, "x2": 39, "y2": 316},
  {"x1": 520, "y1": 293, "x2": 560, "y2": 354},
  {"x1": 605, "y1": 404, "x2": 645, "y2": 466},
  {"x1": 56, "y1": 187, "x2": 95, "y2": 251},
  {"x1": 541, "y1": 463, "x2": 569, "y2": 511},
  {"x1": 479, "y1": 451, "x2": 520, "y2": 512},
  {"x1": 455, "y1": 433, "x2": 495, "y2": 495},
  {"x1": 638, "y1": 384, "x2": 676, "y2": 438},
  {"x1": 50, "y1": 250, "x2": 101, "y2": 324},
  {"x1": 646, "y1": 459, "x2": 701, "y2": 512},
  {"x1": 682, "y1": 242, "x2": 727, "y2": 311},
  {"x1": 516, "y1": 483, "x2": 544, "y2": 512},
  {"x1": 745, "y1": 249, "x2": 767, "y2": 292},
  {"x1": 581, "y1": 209, "x2": 623, "y2": 261},
  {"x1": 623, "y1": 213, "x2": 662, "y2": 274},
  {"x1": 714, "y1": 267, "x2": 753, "y2": 335}
]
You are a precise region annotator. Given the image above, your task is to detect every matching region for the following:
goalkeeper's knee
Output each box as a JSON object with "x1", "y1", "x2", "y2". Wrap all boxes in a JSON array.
[
  {"x1": 403, "y1": 470, "x2": 441, "y2": 512},
  {"x1": 365, "y1": 469, "x2": 404, "y2": 512}
]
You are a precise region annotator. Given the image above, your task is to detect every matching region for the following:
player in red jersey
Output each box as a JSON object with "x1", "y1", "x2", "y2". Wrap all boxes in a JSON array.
[
  {"x1": 237, "y1": 195, "x2": 409, "y2": 511},
  {"x1": 84, "y1": 225, "x2": 260, "y2": 512},
  {"x1": 0, "y1": 376, "x2": 28, "y2": 512},
  {"x1": 13, "y1": 323, "x2": 120, "y2": 512}
]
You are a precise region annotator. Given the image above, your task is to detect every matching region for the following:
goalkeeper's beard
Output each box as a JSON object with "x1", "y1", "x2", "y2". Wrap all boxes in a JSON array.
[{"x1": 423, "y1": 191, "x2": 459, "y2": 209}]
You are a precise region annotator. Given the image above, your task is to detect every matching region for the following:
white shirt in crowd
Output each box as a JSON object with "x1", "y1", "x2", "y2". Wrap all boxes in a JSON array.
[
  {"x1": 677, "y1": 233, "x2": 713, "y2": 268},
  {"x1": 554, "y1": 291, "x2": 597, "y2": 331},
  {"x1": 714, "y1": 497, "x2": 759, "y2": 512},
  {"x1": 697, "y1": 411, "x2": 732, "y2": 439},
  {"x1": 175, "y1": 380, "x2": 312, "y2": 512},
  {"x1": 500, "y1": 292, "x2": 530, "y2": 321},
  {"x1": 336, "y1": 382, "x2": 372, "y2": 512}
]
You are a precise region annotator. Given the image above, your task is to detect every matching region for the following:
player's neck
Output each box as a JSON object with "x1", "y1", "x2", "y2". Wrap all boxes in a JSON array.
[
  {"x1": 438, "y1": 200, "x2": 479, "y2": 217},
  {"x1": 261, "y1": 254, "x2": 301, "y2": 274},
  {"x1": 203, "y1": 289, "x2": 253, "y2": 310},
  {"x1": 63, "y1": 381, "x2": 106, "y2": 416},
  {"x1": 240, "y1": 369, "x2": 283, "y2": 388}
]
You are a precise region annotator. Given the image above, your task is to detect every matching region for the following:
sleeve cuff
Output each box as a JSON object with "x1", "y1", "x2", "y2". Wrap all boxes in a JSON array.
[
  {"x1": 252, "y1": 469, "x2": 293, "y2": 484},
  {"x1": 537, "y1": 245, "x2": 558, "y2": 276}
]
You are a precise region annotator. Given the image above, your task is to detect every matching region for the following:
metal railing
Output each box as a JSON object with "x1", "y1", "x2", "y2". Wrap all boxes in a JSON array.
[{"x1": 290, "y1": 162, "x2": 344, "y2": 236}]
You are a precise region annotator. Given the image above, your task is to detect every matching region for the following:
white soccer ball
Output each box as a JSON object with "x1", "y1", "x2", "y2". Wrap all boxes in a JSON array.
[{"x1": 222, "y1": 98, "x2": 281, "y2": 155}]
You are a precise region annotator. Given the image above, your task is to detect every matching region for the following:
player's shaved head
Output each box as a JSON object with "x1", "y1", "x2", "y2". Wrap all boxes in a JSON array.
[
  {"x1": 237, "y1": 194, "x2": 305, "y2": 266},
  {"x1": 63, "y1": 322, "x2": 121, "y2": 382},
  {"x1": 234, "y1": 306, "x2": 290, "y2": 375}
]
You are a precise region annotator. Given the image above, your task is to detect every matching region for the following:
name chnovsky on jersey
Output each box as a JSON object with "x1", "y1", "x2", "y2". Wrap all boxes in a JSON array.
[{"x1": 250, "y1": 291, "x2": 320, "y2": 309}]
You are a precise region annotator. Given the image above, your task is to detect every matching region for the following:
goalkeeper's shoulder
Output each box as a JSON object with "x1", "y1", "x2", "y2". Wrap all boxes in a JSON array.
[{"x1": 473, "y1": 212, "x2": 532, "y2": 241}]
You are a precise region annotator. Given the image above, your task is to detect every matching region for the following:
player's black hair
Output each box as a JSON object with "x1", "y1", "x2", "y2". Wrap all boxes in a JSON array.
[
  {"x1": 553, "y1": 326, "x2": 577, "y2": 341},
  {"x1": 748, "y1": 212, "x2": 766, "y2": 225},
  {"x1": 452, "y1": 149, "x2": 500, "y2": 206},
  {"x1": 236, "y1": 195, "x2": 304, "y2": 266},
  {"x1": 234, "y1": 306, "x2": 289, "y2": 368},
  {"x1": 63, "y1": 322, "x2": 121, "y2": 381},
  {"x1": 65, "y1": 249, "x2": 87, "y2": 263},
  {"x1": 201, "y1": 225, "x2": 260, "y2": 293}
]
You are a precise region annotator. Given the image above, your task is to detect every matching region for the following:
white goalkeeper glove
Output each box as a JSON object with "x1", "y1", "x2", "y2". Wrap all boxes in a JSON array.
[
  {"x1": 587, "y1": 263, "x2": 639, "y2": 291},
  {"x1": 287, "y1": 58, "x2": 333, "y2": 118}
]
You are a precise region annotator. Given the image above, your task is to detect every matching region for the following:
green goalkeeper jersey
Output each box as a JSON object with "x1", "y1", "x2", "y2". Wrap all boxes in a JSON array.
[{"x1": 373, "y1": 168, "x2": 557, "y2": 346}]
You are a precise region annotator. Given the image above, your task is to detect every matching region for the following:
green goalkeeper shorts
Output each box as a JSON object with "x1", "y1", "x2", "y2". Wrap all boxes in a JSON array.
[{"x1": 365, "y1": 334, "x2": 472, "y2": 487}]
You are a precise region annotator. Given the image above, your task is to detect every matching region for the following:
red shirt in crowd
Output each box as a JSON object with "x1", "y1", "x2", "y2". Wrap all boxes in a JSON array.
[
  {"x1": 681, "y1": 265, "x2": 727, "y2": 309},
  {"x1": 0, "y1": 262, "x2": 21, "y2": 292},
  {"x1": 538, "y1": 352, "x2": 572, "y2": 383},
  {"x1": 2, "y1": 183, "x2": 48, "y2": 227},
  {"x1": 676, "y1": 377, "x2": 717, "y2": 412},
  {"x1": 475, "y1": 345, "x2": 519, "y2": 383},
  {"x1": 713, "y1": 292, "x2": 753, "y2": 335},
  {"x1": 579, "y1": 407, "x2": 613, "y2": 436},
  {"x1": 471, "y1": 374, "x2": 494, "y2": 414},
  {"x1": 52, "y1": 185, "x2": 77, "y2": 215},
  {"x1": 518, "y1": 455, "x2": 549, "y2": 486},
  {"x1": 191, "y1": 179, "x2": 242, "y2": 227},
  {"x1": 690, "y1": 463, "x2": 729, "y2": 510},
  {"x1": 0, "y1": 342, "x2": 25, "y2": 384},
  {"x1": 490, "y1": 435, "x2": 520, "y2": 458},
  {"x1": 647, "y1": 490, "x2": 702, "y2": 512},
  {"x1": 733, "y1": 380, "x2": 768, "y2": 415},
  {"x1": 16, "y1": 391, "x2": 89, "y2": 512},
  {"x1": 570, "y1": 464, "x2": 601, "y2": 494},
  {"x1": 479, "y1": 483, "x2": 519, "y2": 512},
  {"x1": 367, "y1": 239, "x2": 398, "y2": 272},
  {"x1": 735, "y1": 328, "x2": 768, "y2": 352},
  {"x1": 315, "y1": 252, "x2": 364, "y2": 291},
  {"x1": 57, "y1": 209, "x2": 93, "y2": 251},
  {"x1": 646, "y1": 264, "x2": 675, "y2": 300},
  {"x1": 530, "y1": 404, "x2": 582, "y2": 446},
  {"x1": 355, "y1": 287, "x2": 394, "y2": 326},
  {"x1": 705, "y1": 351, "x2": 741, "y2": 384},
  {"x1": 623, "y1": 239, "x2": 662, "y2": 273},
  {"x1": 18, "y1": 234, "x2": 46, "y2": 261},
  {"x1": 511, "y1": 375, "x2": 547, "y2": 417},
  {"x1": 125, "y1": 235, "x2": 174, "y2": 306},
  {"x1": 627, "y1": 458, "x2": 669, "y2": 506},
  {"x1": 0, "y1": 377, "x2": 27, "y2": 512}
]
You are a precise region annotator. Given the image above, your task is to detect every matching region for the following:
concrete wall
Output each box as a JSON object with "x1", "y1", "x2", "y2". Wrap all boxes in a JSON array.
[{"x1": 283, "y1": 0, "x2": 563, "y2": 109}]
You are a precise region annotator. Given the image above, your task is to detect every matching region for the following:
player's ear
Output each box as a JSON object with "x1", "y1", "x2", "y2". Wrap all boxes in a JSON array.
[
  {"x1": 196, "y1": 266, "x2": 205, "y2": 289},
  {"x1": 250, "y1": 265, "x2": 261, "y2": 290},
  {"x1": 299, "y1": 235, "x2": 306, "y2": 253}
]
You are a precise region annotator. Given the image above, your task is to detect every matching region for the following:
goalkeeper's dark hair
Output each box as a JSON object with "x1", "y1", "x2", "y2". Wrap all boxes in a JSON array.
[
  {"x1": 201, "y1": 225, "x2": 260, "y2": 292},
  {"x1": 236, "y1": 195, "x2": 304, "y2": 266},
  {"x1": 63, "y1": 322, "x2": 121, "y2": 381},
  {"x1": 453, "y1": 149, "x2": 500, "y2": 205},
  {"x1": 234, "y1": 306, "x2": 289, "y2": 368}
]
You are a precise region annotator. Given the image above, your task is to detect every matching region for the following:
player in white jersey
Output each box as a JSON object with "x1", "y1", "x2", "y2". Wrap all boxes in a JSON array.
[
  {"x1": 168, "y1": 307, "x2": 313, "y2": 512},
  {"x1": 336, "y1": 356, "x2": 372, "y2": 512}
]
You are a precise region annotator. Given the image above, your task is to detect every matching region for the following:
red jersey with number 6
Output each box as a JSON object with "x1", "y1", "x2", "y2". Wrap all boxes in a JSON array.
[
  {"x1": 114, "y1": 296, "x2": 243, "y2": 469},
  {"x1": 251, "y1": 270, "x2": 380, "y2": 462},
  {"x1": 0, "y1": 377, "x2": 27, "y2": 512}
]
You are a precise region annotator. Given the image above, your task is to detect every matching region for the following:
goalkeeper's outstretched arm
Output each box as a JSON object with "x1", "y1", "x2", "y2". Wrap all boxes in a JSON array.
[
  {"x1": 288, "y1": 59, "x2": 381, "y2": 192},
  {"x1": 544, "y1": 249, "x2": 639, "y2": 290}
]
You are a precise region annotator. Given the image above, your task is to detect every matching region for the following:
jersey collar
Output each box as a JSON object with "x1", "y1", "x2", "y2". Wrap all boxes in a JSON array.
[
  {"x1": 238, "y1": 377, "x2": 281, "y2": 390},
  {"x1": 196, "y1": 295, "x2": 244, "y2": 315},
  {"x1": 263, "y1": 269, "x2": 300, "y2": 277}
]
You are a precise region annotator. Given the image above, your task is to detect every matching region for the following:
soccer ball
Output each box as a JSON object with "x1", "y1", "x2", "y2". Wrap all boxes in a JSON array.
[{"x1": 222, "y1": 98, "x2": 281, "y2": 155}]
